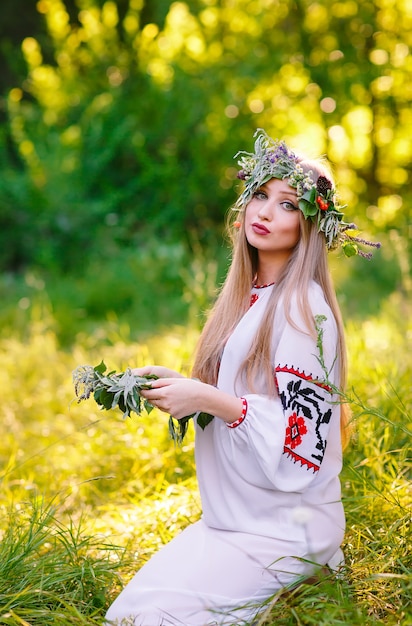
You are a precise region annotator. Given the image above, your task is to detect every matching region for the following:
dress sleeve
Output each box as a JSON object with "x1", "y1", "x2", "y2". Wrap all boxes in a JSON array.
[{"x1": 225, "y1": 303, "x2": 341, "y2": 492}]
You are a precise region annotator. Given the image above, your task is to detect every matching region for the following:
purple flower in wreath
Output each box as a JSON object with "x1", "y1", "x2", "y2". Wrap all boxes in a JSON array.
[
  {"x1": 316, "y1": 175, "x2": 333, "y2": 195},
  {"x1": 285, "y1": 412, "x2": 308, "y2": 449}
]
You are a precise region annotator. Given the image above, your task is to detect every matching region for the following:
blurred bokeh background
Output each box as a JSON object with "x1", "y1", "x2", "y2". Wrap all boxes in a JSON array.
[{"x1": 0, "y1": 0, "x2": 410, "y2": 343}]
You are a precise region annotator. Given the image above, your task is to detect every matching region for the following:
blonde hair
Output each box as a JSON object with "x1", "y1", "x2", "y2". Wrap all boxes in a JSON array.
[{"x1": 192, "y1": 157, "x2": 352, "y2": 448}]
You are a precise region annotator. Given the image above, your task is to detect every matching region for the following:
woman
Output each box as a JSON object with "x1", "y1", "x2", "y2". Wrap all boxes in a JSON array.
[{"x1": 105, "y1": 130, "x2": 378, "y2": 625}]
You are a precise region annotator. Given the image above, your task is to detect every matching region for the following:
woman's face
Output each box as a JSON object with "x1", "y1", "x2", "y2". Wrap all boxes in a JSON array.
[{"x1": 244, "y1": 178, "x2": 301, "y2": 262}]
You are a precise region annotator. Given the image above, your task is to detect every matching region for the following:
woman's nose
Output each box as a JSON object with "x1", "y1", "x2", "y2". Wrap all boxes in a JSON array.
[{"x1": 257, "y1": 201, "x2": 273, "y2": 221}]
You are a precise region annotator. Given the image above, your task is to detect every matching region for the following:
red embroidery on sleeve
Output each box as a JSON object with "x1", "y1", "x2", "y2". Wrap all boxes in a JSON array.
[
  {"x1": 284, "y1": 412, "x2": 308, "y2": 449},
  {"x1": 227, "y1": 397, "x2": 248, "y2": 429},
  {"x1": 283, "y1": 447, "x2": 320, "y2": 472},
  {"x1": 275, "y1": 365, "x2": 332, "y2": 392},
  {"x1": 276, "y1": 363, "x2": 331, "y2": 471}
]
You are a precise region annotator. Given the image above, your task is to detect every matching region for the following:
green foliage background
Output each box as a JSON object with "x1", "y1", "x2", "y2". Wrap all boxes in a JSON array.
[{"x1": 0, "y1": 0, "x2": 410, "y2": 338}]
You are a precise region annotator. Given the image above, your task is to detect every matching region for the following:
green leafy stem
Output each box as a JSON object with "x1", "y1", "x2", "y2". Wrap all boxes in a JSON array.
[
  {"x1": 314, "y1": 314, "x2": 339, "y2": 394},
  {"x1": 72, "y1": 361, "x2": 213, "y2": 444}
]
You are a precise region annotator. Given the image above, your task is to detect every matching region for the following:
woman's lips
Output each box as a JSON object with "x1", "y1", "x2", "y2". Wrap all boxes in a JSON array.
[{"x1": 252, "y1": 222, "x2": 270, "y2": 235}]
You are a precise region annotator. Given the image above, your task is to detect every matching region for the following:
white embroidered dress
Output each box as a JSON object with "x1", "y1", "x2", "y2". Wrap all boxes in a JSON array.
[{"x1": 105, "y1": 281, "x2": 345, "y2": 626}]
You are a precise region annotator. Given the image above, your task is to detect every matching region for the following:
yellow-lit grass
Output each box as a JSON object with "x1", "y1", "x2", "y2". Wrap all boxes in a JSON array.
[{"x1": 0, "y1": 297, "x2": 410, "y2": 624}]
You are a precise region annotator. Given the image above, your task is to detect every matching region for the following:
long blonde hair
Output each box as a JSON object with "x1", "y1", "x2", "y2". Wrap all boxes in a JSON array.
[{"x1": 192, "y1": 158, "x2": 352, "y2": 448}]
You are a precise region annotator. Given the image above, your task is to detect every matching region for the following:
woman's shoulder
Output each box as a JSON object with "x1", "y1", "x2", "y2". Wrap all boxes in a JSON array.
[
  {"x1": 276, "y1": 280, "x2": 335, "y2": 333},
  {"x1": 283, "y1": 279, "x2": 330, "y2": 312},
  {"x1": 307, "y1": 279, "x2": 331, "y2": 312}
]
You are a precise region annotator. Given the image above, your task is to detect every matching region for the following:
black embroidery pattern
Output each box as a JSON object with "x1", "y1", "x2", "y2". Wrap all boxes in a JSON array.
[{"x1": 276, "y1": 366, "x2": 332, "y2": 470}]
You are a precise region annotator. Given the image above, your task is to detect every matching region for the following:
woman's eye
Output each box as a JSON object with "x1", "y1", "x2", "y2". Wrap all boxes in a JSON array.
[
  {"x1": 281, "y1": 201, "x2": 298, "y2": 211},
  {"x1": 253, "y1": 190, "x2": 267, "y2": 200}
]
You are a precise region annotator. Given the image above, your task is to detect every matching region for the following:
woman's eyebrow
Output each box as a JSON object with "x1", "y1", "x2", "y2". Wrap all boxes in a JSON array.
[{"x1": 258, "y1": 183, "x2": 297, "y2": 200}]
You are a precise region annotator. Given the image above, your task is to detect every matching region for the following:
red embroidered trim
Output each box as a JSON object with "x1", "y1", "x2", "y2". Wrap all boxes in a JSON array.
[
  {"x1": 227, "y1": 397, "x2": 248, "y2": 429},
  {"x1": 253, "y1": 281, "x2": 276, "y2": 289},
  {"x1": 250, "y1": 293, "x2": 259, "y2": 307},
  {"x1": 275, "y1": 365, "x2": 332, "y2": 392},
  {"x1": 283, "y1": 446, "x2": 320, "y2": 472}
]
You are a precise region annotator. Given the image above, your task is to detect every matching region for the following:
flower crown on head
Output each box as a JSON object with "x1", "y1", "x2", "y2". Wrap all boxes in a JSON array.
[{"x1": 234, "y1": 129, "x2": 380, "y2": 259}]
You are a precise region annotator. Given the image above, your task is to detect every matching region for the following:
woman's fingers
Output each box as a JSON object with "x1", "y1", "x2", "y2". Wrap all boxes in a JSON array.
[{"x1": 131, "y1": 366, "x2": 184, "y2": 379}]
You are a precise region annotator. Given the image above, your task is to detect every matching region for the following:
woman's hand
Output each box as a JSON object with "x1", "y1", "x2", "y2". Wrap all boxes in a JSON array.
[
  {"x1": 139, "y1": 377, "x2": 205, "y2": 420},
  {"x1": 140, "y1": 377, "x2": 244, "y2": 425},
  {"x1": 131, "y1": 365, "x2": 184, "y2": 380}
]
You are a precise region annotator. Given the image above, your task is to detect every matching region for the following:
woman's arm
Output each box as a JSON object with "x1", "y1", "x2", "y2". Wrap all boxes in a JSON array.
[{"x1": 140, "y1": 376, "x2": 244, "y2": 423}]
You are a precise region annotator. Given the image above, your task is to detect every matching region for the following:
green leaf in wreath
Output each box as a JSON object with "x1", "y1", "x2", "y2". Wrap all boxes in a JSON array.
[
  {"x1": 342, "y1": 242, "x2": 358, "y2": 257},
  {"x1": 298, "y1": 198, "x2": 318, "y2": 218}
]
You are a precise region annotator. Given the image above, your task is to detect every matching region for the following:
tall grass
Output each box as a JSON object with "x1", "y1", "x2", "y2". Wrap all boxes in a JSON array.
[
  {"x1": 0, "y1": 295, "x2": 410, "y2": 625},
  {"x1": 0, "y1": 498, "x2": 123, "y2": 625}
]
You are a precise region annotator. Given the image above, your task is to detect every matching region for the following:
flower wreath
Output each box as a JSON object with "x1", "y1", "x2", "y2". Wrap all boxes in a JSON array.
[{"x1": 234, "y1": 129, "x2": 380, "y2": 259}]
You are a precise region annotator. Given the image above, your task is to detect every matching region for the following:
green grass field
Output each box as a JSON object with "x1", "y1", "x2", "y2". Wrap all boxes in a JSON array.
[{"x1": 0, "y1": 296, "x2": 410, "y2": 625}]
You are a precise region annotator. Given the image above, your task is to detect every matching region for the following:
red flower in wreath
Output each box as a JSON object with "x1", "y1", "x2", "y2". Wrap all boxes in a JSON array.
[
  {"x1": 285, "y1": 412, "x2": 308, "y2": 449},
  {"x1": 316, "y1": 195, "x2": 330, "y2": 211}
]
